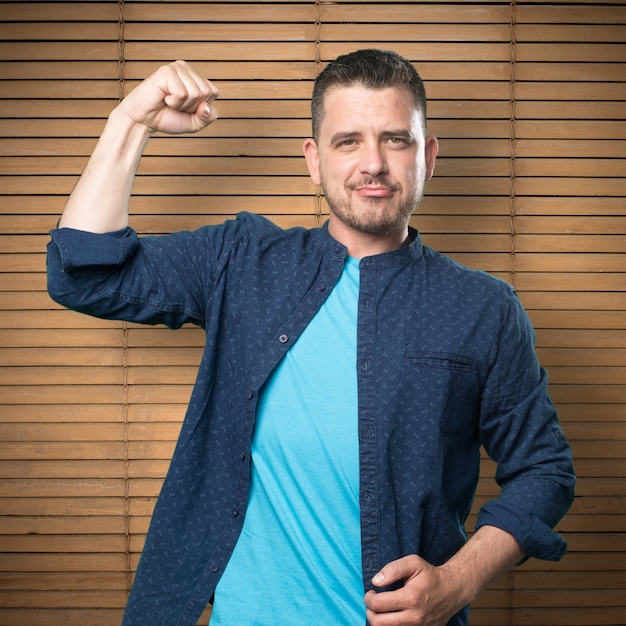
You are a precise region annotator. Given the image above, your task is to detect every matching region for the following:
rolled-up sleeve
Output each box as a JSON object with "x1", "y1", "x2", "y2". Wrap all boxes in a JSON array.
[
  {"x1": 476, "y1": 290, "x2": 576, "y2": 561},
  {"x1": 47, "y1": 226, "x2": 213, "y2": 329},
  {"x1": 49, "y1": 227, "x2": 139, "y2": 273}
]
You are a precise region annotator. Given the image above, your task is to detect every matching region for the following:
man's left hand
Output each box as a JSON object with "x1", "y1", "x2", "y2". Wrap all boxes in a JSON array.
[{"x1": 364, "y1": 554, "x2": 464, "y2": 626}]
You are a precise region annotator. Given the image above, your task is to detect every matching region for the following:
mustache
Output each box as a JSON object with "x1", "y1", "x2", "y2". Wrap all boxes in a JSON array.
[{"x1": 347, "y1": 177, "x2": 402, "y2": 192}]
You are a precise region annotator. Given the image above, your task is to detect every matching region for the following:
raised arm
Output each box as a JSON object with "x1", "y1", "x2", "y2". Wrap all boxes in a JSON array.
[{"x1": 59, "y1": 60, "x2": 219, "y2": 233}]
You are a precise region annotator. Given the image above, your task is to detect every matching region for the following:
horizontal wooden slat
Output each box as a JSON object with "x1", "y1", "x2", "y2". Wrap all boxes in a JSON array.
[
  {"x1": 515, "y1": 253, "x2": 626, "y2": 272},
  {"x1": 0, "y1": 42, "x2": 120, "y2": 61},
  {"x1": 516, "y1": 62, "x2": 626, "y2": 82},
  {"x1": 320, "y1": 23, "x2": 511, "y2": 42},
  {"x1": 517, "y1": 23, "x2": 626, "y2": 42},
  {"x1": 0, "y1": 23, "x2": 120, "y2": 41},
  {"x1": 516, "y1": 273, "x2": 626, "y2": 291},
  {"x1": 517, "y1": 43, "x2": 626, "y2": 62},
  {"x1": 0, "y1": 552, "x2": 127, "y2": 571},
  {"x1": 0, "y1": 440, "x2": 176, "y2": 460},
  {"x1": 321, "y1": 4, "x2": 512, "y2": 23},
  {"x1": 1, "y1": 3, "x2": 119, "y2": 21},
  {"x1": 520, "y1": 291, "x2": 626, "y2": 310},
  {"x1": 0, "y1": 572, "x2": 126, "y2": 590},
  {"x1": 516, "y1": 82, "x2": 626, "y2": 102},
  {"x1": 536, "y1": 348, "x2": 626, "y2": 367},
  {"x1": 517, "y1": 4, "x2": 626, "y2": 24}
]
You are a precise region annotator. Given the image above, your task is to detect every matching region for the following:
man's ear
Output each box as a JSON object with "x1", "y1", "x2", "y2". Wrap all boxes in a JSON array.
[
  {"x1": 303, "y1": 137, "x2": 321, "y2": 186},
  {"x1": 424, "y1": 135, "x2": 439, "y2": 181}
]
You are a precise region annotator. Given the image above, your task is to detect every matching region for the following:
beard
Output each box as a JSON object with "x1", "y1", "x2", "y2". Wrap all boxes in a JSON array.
[{"x1": 322, "y1": 175, "x2": 425, "y2": 236}]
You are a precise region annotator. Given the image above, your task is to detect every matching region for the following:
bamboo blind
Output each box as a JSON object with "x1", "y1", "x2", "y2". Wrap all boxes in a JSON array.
[{"x1": 0, "y1": 1, "x2": 624, "y2": 624}]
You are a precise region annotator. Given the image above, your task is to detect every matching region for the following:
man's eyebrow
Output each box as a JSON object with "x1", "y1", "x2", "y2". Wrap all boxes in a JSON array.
[
  {"x1": 381, "y1": 129, "x2": 415, "y2": 141},
  {"x1": 329, "y1": 131, "x2": 360, "y2": 145}
]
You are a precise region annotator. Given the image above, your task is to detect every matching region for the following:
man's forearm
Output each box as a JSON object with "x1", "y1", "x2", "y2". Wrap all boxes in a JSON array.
[
  {"x1": 58, "y1": 106, "x2": 151, "y2": 233},
  {"x1": 441, "y1": 525, "x2": 524, "y2": 607}
]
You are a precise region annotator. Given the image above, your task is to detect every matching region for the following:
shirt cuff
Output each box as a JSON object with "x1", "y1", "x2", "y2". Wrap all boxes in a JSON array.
[
  {"x1": 476, "y1": 500, "x2": 568, "y2": 562},
  {"x1": 50, "y1": 227, "x2": 139, "y2": 273}
]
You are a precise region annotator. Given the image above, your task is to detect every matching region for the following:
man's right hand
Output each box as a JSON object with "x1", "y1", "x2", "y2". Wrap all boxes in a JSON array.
[{"x1": 119, "y1": 60, "x2": 220, "y2": 135}]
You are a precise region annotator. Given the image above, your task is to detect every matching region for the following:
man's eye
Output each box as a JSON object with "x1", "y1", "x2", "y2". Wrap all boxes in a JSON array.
[{"x1": 388, "y1": 137, "x2": 406, "y2": 145}]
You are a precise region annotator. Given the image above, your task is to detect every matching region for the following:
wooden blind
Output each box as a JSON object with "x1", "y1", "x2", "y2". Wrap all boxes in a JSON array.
[{"x1": 0, "y1": 2, "x2": 624, "y2": 624}]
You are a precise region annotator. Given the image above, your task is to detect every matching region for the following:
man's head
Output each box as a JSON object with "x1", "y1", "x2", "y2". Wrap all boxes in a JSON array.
[
  {"x1": 303, "y1": 49, "x2": 438, "y2": 255},
  {"x1": 311, "y1": 49, "x2": 427, "y2": 142}
]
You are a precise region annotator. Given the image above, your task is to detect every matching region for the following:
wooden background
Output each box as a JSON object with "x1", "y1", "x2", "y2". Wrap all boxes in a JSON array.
[{"x1": 0, "y1": 1, "x2": 624, "y2": 624}]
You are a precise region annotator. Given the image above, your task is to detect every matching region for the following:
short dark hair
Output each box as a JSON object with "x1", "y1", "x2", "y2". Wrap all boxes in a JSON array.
[{"x1": 311, "y1": 49, "x2": 427, "y2": 141}]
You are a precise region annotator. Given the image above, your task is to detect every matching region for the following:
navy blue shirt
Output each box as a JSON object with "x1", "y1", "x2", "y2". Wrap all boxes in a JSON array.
[{"x1": 47, "y1": 212, "x2": 575, "y2": 625}]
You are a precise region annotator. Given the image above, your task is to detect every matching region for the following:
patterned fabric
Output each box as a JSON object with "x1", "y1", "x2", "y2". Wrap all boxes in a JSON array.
[{"x1": 47, "y1": 212, "x2": 575, "y2": 626}]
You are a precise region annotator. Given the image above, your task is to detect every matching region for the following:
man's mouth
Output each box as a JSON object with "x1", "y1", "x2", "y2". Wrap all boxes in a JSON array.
[
  {"x1": 355, "y1": 186, "x2": 395, "y2": 197},
  {"x1": 350, "y1": 180, "x2": 399, "y2": 198}
]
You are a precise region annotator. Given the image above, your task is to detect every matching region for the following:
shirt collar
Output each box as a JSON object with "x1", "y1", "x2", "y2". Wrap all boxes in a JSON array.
[{"x1": 316, "y1": 221, "x2": 424, "y2": 270}]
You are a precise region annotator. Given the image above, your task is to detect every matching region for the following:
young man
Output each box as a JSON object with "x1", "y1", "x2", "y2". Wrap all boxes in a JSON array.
[{"x1": 47, "y1": 49, "x2": 575, "y2": 625}]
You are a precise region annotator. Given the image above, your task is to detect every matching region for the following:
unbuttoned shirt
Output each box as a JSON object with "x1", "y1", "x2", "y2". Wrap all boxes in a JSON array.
[{"x1": 47, "y1": 212, "x2": 575, "y2": 626}]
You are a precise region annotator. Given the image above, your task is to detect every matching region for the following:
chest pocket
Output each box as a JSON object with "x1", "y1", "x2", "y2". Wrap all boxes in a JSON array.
[
  {"x1": 402, "y1": 350, "x2": 479, "y2": 436},
  {"x1": 404, "y1": 351, "x2": 475, "y2": 372}
]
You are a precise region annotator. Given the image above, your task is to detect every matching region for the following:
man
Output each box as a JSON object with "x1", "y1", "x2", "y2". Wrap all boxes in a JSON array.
[{"x1": 47, "y1": 49, "x2": 575, "y2": 625}]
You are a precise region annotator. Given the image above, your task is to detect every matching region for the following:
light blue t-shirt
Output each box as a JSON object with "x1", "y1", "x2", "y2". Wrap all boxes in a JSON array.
[{"x1": 210, "y1": 257, "x2": 363, "y2": 625}]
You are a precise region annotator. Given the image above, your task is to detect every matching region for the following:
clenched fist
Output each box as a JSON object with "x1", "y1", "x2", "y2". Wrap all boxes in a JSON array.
[{"x1": 119, "y1": 60, "x2": 220, "y2": 135}]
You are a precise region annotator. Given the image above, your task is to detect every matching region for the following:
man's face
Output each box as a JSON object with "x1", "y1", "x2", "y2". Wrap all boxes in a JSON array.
[{"x1": 304, "y1": 85, "x2": 438, "y2": 241}]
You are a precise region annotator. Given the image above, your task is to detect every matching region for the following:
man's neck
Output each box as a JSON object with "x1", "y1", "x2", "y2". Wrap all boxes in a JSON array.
[{"x1": 328, "y1": 220, "x2": 411, "y2": 259}]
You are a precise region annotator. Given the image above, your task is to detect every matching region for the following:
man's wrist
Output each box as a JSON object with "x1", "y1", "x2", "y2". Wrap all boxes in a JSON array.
[{"x1": 440, "y1": 526, "x2": 524, "y2": 606}]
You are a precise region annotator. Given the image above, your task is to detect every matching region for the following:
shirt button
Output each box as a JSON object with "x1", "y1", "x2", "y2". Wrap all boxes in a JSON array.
[
  {"x1": 239, "y1": 451, "x2": 246, "y2": 461},
  {"x1": 246, "y1": 389, "x2": 254, "y2": 400},
  {"x1": 316, "y1": 283, "x2": 326, "y2": 292},
  {"x1": 211, "y1": 564, "x2": 219, "y2": 573},
  {"x1": 232, "y1": 508, "x2": 240, "y2": 517},
  {"x1": 279, "y1": 334, "x2": 288, "y2": 343}
]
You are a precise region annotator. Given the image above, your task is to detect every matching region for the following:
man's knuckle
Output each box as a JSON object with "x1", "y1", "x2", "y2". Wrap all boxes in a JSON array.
[
  {"x1": 368, "y1": 594, "x2": 381, "y2": 611},
  {"x1": 407, "y1": 587, "x2": 421, "y2": 605}
]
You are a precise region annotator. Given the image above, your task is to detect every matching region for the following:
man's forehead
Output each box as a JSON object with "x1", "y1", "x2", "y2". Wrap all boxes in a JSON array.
[
  {"x1": 323, "y1": 83, "x2": 413, "y2": 102},
  {"x1": 319, "y1": 85, "x2": 423, "y2": 129}
]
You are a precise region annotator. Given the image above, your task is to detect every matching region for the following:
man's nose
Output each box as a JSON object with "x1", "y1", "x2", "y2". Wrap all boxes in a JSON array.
[{"x1": 359, "y1": 143, "x2": 387, "y2": 176}]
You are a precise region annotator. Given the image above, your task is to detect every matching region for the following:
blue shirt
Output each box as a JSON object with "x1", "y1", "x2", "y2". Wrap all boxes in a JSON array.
[
  {"x1": 46, "y1": 212, "x2": 575, "y2": 626},
  {"x1": 211, "y1": 256, "x2": 363, "y2": 623}
]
